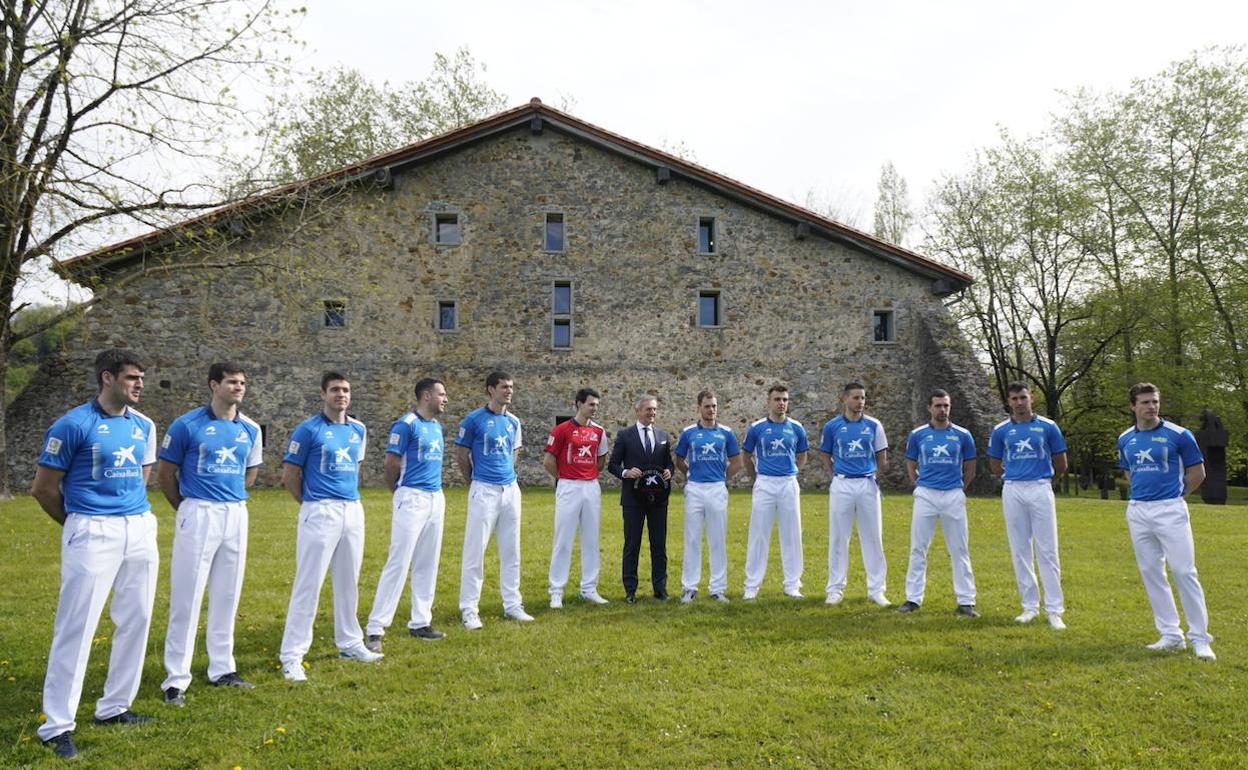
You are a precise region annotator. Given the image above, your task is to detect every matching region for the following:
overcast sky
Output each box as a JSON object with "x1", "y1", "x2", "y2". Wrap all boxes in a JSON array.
[{"x1": 25, "y1": 0, "x2": 1247, "y2": 304}]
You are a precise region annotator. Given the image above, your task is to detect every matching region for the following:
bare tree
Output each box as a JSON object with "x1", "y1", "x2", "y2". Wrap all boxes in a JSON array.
[{"x1": 872, "y1": 160, "x2": 913, "y2": 245}]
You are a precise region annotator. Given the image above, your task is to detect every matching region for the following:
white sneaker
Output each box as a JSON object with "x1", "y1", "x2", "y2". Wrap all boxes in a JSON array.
[
  {"x1": 784, "y1": 589, "x2": 804, "y2": 600},
  {"x1": 281, "y1": 659, "x2": 307, "y2": 682},
  {"x1": 868, "y1": 593, "x2": 891, "y2": 607},
  {"x1": 339, "y1": 644, "x2": 384, "y2": 663},
  {"x1": 504, "y1": 606, "x2": 535, "y2": 622},
  {"x1": 1145, "y1": 637, "x2": 1186, "y2": 651},
  {"x1": 550, "y1": 593, "x2": 563, "y2": 609},
  {"x1": 680, "y1": 590, "x2": 697, "y2": 604},
  {"x1": 825, "y1": 592, "x2": 844, "y2": 605},
  {"x1": 710, "y1": 593, "x2": 730, "y2": 603},
  {"x1": 462, "y1": 610, "x2": 483, "y2": 630},
  {"x1": 580, "y1": 591, "x2": 609, "y2": 605},
  {"x1": 1048, "y1": 614, "x2": 1066, "y2": 631},
  {"x1": 1192, "y1": 642, "x2": 1216, "y2": 661},
  {"x1": 1015, "y1": 609, "x2": 1040, "y2": 624},
  {"x1": 742, "y1": 588, "x2": 758, "y2": 600}
]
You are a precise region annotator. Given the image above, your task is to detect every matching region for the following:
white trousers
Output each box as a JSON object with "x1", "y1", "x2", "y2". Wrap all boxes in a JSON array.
[
  {"x1": 548, "y1": 479, "x2": 602, "y2": 595},
  {"x1": 39, "y1": 513, "x2": 158, "y2": 741},
  {"x1": 162, "y1": 498, "x2": 248, "y2": 691},
  {"x1": 280, "y1": 499, "x2": 365, "y2": 663},
  {"x1": 459, "y1": 481, "x2": 523, "y2": 613},
  {"x1": 682, "y1": 481, "x2": 730, "y2": 594},
  {"x1": 905, "y1": 486, "x2": 976, "y2": 606},
  {"x1": 743, "y1": 475, "x2": 803, "y2": 593},
  {"x1": 826, "y1": 476, "x2": 887, "y2": 597},
  {"x1": 1002, "y1": 480, "x2": 1064, "y2": 614},
  {"x1": 1126, "y1": 497, "x2": 1211, "y2": 644},
  {"x1": 366, "y1": 487, "x2": 445, "y2": 635}
]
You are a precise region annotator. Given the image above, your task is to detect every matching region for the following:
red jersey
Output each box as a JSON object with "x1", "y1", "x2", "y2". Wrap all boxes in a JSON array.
[{"x1": 545, "y1": 418, "x2": 608, "y2": 480}]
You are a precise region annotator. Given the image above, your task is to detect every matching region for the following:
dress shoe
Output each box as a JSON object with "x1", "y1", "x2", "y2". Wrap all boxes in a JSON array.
[
  {"x1": 625, "y1": 592, "x2": 637, "y2": 604},
  {"x1": 954, "y1": 604, "x2": 981, "y2": 618},
  {"x1": 895, "y1": 600, "x2": 921, "y2": 613},
  {"x1": 43, "y1": 732, "x2": 79, "y2": 759},
  {"x1": 94, "y1": 710, "x2": 153, "y2": 726},
  {"x1": 654, "y1": 590, "x2": 669, "y2": 601}
]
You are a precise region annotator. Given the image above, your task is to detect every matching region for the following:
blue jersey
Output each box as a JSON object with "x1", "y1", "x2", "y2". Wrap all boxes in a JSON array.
[
  {"x1": 160, "y1": 405, "x2": 263, "y2": 502},
  {"x1": 819, "y1": 414, "x2": 887, "y2": 477},
  {"x1": 675, "y1": 422, "x2": 740, "y2": 483},
  {"x1": 742, "y1": 417, "x2": 808, "y2": 477},
  {"x1": 283, "y1": 412, "x2": 366, "y2": 501},
  {"x1": 455, "y1": 406, "x2": 522, "y2": 485},
  {"x1": 905, "y1": 423, "x2": 976, "y2": 490},
  {"x1": 388, "y1": 410, "x2": 444, "y2": 492},
  {"x1": 38, "y1": 400, "x2": 157, "y2": 516},
  {"x1": 987, "y1": 415, "x2": 1066, "y2": 481},
  {"x1": 1118, "y1": 420, "x2": 1203, "y2": 502}
]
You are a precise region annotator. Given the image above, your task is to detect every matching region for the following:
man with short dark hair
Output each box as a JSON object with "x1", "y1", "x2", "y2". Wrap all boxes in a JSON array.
[
  {"x1": 1118, "y1": 382, "x2": 1214, "y2": 660},
  {"x1": 365, "y1": 377, "x2": 451, "y2": 649},
  {"x1": 278, "y1": 372, "x2": 381, "y2": 681},
  {"x1": 675, "y1": 389, "x2": 742, "y2": 603},
  {"x1": 897, "y1": 389, "x2": 979, "y2": 617},
  {"x1": 455, "y1": 371, "x2": 530, "y2": 629},
  {"x1": 31, "y1": 350, "x2": 159, "y2": 759},
  {"x1": 741, "y1": 384, "x2": 809, "y2": 599},
  {"x1": 543, "y1": 387, "x2": 610, "y2": 608},
  {"x1": 608, "y1": 393, "x2": 676, "y2": 602},
  {"x1": 987, "y1": 382, "x2": 1068, "y2": 630},
  {"x1": 158, "y1": 362, "x2": 263, "y2": 704}
]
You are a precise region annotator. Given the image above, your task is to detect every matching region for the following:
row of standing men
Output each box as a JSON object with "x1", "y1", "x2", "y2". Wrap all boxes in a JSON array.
[{"x1": 30, "y1": 351, "x2": 1216, "y2": 760}]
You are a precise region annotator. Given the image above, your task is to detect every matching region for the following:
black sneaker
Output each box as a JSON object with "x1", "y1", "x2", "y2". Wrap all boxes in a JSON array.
[
  {"x1": 895, "y1": 600, "x2": 921, "y2": 613},
  {"x1": 43, "y1": 731, "x2": 79, "y2": 759},
  {"x1": 364, "y1": 634, "x2": 383, "y2": 653},
  {"x1": 162, "y1": 687, "x2": 185, "y2": 707},
  {"x1": 93, "y1": 710, "x2": 153, "y2": 726},
  {"x1": 208, "y1": 672, "x2": 255, "y2": 689},
  {"x1": 410, "y1": 626, "x2": 446, "y2": 641},
  {"x1": 954, "y1": 604, "x2": 981, "y2": 618}
]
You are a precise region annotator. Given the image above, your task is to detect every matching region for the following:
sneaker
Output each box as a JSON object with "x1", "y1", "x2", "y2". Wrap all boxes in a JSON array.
[
  {"x1": 364, "y1": 634, "x2": 383, "y2": 653},
  {"x1": 462, "y1": 610, "x2": 483, "y2": 630},
  {"x1": 784, "y1": 589, "x2": 804, "y2": 600},
  {"x1": 410, "y1": 626, "x2": 446, "y2": 640},
  {"x1": 504, "y1": 606, "x2": 535, "y2": 622},
  {"x1": 1145, "y1": 637, "x2": 1186, "y2": 652},
  {"x1": 339, "y1": 645, "x2": 383, "y2": 662},
  {"x1": 94, "y1": 710, "x2": 153, "y2": 726},
  {"x1": 710, "y1": 593, "x2": 730, "y2": 603},
  {"x1": 954, "y1": 604, "x2": 981, "y2": 618},
  {"x1": 162, "y1": 687, "x2": 186, "y2": 707},
  {"x1": 43, "y1": 731, "x2": 79, "y2": 759},
  {"x1": 1015, "y1": 609, "x2": 1039, "y2": 624},
  {"x1": 208, "y1": 672, "x2": 255, "y2": 689},
  {"x1": 550, "y1": 592, "x2": 563, "y2": 609},
  {"x1": 1048, "y1": 614, "x2": 1067, "y2": 631},
  {"x1": 742, "y1": 589, "x2": 758, "y2": 600},
  {"x1": 680, "y1": 589, "x2": 697, "y2": 604},
  {"x1": 825, "y1": 592, "x2": 844, "y2": 605},
  {"x1": 580, "y1": 591, "x2": 609, "y2": 605},
  {"x1": 281, "y1": 660, "x2": 308, "y2": 682},
  {"x1": 1192, "y1": 641, "x2": 1217, "y2": 661},
  {"x1": 895, "y1": 600, "x2": 921, "y2": 613},
  {"x1": 868, "y1": 593, "x2": 891, "y2": 607}
]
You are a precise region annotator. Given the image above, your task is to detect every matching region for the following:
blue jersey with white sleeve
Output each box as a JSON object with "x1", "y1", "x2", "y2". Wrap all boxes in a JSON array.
[
  {"x1": 38, "y1": 400, "x2": 157, "y2": 516},
  {"x1": 1117, "y1": 420, "x2": 1203, "y2": 502},
  {"x1": 675, "y1": 423, "x2": 740, "y2": 483},
  {"x1": 388, "y1": 410, "x2": 444, "y2": 492},
  {"x1": 455, "y1": 406, "x2": 522, "y2": 485},
  {"x1": 819, "y1": 414, "x2": 887, "y2": 477},
  {"x1": 905, "y1": 423, "x2": 976, "y2": 490},
  {"x1": 987, "y1": 416, "x2": 1066, "y2": 481},
  {"x1": 160, "y1": 405, "x2": 263, "y2": 502},
  {"x1": 742, "y1": 417, "x2": 808, "y2": 477},
  {"x1": 282, "y1": 412, "x2": 366, "y2": 501}
]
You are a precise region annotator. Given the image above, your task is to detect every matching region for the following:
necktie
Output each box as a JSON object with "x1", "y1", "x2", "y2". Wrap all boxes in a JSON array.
[{"x1": 643, "y1": 426, "x2": 652, "y2": 454}]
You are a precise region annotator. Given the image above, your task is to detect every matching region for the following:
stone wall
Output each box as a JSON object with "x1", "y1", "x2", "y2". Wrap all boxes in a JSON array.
[{"x1": 7, "y1": 125, "x2": 999, "y2": 491}]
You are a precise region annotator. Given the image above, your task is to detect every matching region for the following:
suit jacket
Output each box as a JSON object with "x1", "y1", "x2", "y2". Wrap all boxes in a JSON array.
[{"x1": 609, "y1": 423, "x2": 675, "y2": 508}]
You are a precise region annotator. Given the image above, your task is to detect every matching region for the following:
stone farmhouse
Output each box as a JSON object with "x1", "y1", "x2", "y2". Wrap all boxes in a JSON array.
[{"x1": 7, "y1": 99, "x2": 1000, "y2": 489}]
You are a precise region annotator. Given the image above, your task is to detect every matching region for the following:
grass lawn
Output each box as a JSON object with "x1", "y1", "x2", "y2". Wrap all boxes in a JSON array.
[{"x1": 2, "y1": 487, "x2": 1246, "y2": 769}]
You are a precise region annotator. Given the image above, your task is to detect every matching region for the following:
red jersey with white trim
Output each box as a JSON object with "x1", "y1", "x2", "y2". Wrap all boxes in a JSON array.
[{"x1": 545, "y1": 418, "x2": 608, "y2": 480}]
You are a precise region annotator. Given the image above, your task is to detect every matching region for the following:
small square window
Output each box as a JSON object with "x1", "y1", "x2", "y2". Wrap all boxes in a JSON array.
[
  {"x1": 545, "y1": 213, "x2": 565, "y2": 252},
  {"x1": 698, "y1": 217, "x2": 716, "y2": 254},
  {"x1": 873, "y1": 309, "x2": 895, "y2": 343},
  {"x1": 324, "y1": 300, "x2": 347, "y2": 328},
  {"x1": 438, "y1": 300, "x2": 457, "y2": 331},
  {"x1": 552, "y1": 282, "x2": 572, "y2": 315},
  {"x1": 552, "y1": 318, "x2": 572, "y2": 349},
  {"x1": 698, "y1": 291, "x2": 722, "y2": 327},
  {"x1": 434, "y1": 213, "x2": 460, "y2": 245}
]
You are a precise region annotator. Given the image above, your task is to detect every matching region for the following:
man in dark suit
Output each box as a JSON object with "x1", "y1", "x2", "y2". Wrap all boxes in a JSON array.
[{"x1": 609, "y1": 394, "x2": 675, "y2": 602}]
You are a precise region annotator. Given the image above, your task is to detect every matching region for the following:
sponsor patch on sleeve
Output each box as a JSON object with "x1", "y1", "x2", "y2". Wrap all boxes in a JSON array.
[
  {"x1": 287, "y1": 441, "x2": 300, "y2": 455},
  {"x1": 44, "y1": 437, "x2": 62, "y2": 455},
  {"x1": 457, "y1": 427, "x2": 466, "y2": 439},
  {"x1": 161, "y1": 434, "x2": 172, "y2": 448},
  {"x1": 546, "y1": 435, "x2": 555, "y2": 446},
  {"x1": 388, "y1": 433, "x2": 401, "y2": 446}
]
